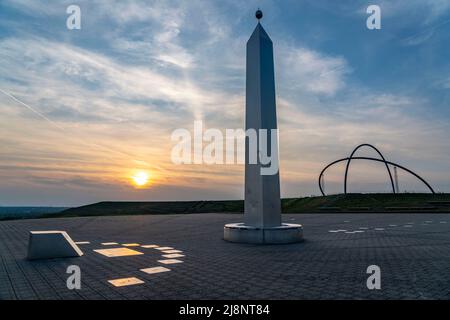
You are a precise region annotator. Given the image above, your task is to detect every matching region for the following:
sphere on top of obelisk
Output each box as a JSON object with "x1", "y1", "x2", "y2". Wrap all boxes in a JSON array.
[{"x1": 255, "y1": 9, "x2": 263, "y2": 20}]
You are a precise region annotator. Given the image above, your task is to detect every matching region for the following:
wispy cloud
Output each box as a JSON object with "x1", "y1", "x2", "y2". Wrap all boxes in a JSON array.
[
  {"x1": 279, "y1": 46, "x2": 350, "y2": 96},
  {"x1": 0, "y1": 0, "x2": 449, "y2": 205}
]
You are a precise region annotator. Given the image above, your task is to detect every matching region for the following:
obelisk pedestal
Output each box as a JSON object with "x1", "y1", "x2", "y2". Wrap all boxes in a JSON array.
[{"x1": 224, "y1": 11, "x2": 303, "y2": 244}]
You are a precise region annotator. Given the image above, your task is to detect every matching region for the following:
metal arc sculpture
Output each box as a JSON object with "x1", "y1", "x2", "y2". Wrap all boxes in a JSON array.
[{"x1": 318, "y1": 144, "x2": 435, "y2": 196}]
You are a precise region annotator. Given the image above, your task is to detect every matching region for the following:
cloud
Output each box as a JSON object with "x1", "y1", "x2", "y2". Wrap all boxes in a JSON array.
[
  {"x1": 361, "y1": 0, "x2": 450, "y2": 20},
  {"x1": 401, "y1": 18, "x2": 450, "y2": 46},
  {"x1": 279, "y1": 46, "x2": 350, "y2": 96},
  {"x1": 106, "y1": 2, "x2": 196, "y2": 69},
  {"x1": 0, "y1": 36, "x2": 242, "y2": 123},
  {"x1": 0, "y1": 0, "x2": 449, "y2": 204}
]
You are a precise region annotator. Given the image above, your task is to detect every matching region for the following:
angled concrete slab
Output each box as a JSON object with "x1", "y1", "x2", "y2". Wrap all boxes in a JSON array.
[{"x1": 27, "y1": 231, "x2": 83, "y2": 260}]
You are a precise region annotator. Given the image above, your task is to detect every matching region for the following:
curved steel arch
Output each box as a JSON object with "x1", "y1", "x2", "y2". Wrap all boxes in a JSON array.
[
  {"x1": 344, "y1": 144, "x2": 396, "y2": 194},
  {"x1": 318, "y1": 157, "x2": 435, "y2": 196}
]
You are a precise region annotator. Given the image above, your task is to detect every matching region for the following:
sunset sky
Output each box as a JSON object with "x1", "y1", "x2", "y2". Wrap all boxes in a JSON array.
[{"x1": 1, "y1": 0, "x2": 450, "y2": 206}]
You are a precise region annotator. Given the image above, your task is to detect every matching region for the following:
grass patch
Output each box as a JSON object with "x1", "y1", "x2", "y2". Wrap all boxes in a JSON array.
[{"x1": 42, "y1": 193, "x2": 450, "y2": 219}]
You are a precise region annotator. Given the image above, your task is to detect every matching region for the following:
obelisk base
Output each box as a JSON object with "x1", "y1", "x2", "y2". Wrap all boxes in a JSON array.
[{"x1": 224, "y1": 223, "x2": 303, "y2": 244}]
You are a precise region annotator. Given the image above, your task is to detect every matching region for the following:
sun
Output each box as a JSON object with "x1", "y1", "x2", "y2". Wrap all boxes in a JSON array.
[{"x1": 131, "y1": 171, "x2": 150, "y2": 187}]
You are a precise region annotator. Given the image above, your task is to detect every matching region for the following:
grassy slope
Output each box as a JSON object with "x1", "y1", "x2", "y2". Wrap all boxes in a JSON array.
[
  {"x1": 283, "y1": 193, "x2": 450, "y2": 212},
  {"x1": 49, "y1": 193, "x2": 450, "y2": 219}
]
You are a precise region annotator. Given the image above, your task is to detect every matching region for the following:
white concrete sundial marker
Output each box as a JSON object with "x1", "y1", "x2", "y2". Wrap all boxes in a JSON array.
[
  {"x1": 141, "y1": 245, "x2": 159, "y2": 248},
  {"x1": 94, "y1": 248, "x2": 144, "y2": 257},
  {"x1": 101, "y1": 242, "x2": 118, "y2": 246},
  {"x1": 163, "y1": 254, "x2": 185, "y2": 259},
  {"x1": 108, "y1": 277, "x2": 144, "y2": 287},
  {"x1": 344, "y1": 230, "x2": 365, "y2": 234},
  {"x1": 158, "y1": 259, "x2": 183, "y2": 265},
  {"x1": 75, "y1": 241, "x2": 90, "y2": 245},
  {"x1": 162, "y1": 250, "x2": 183, "y2": 254},
  {"x1": 140, "y1": 267, "x2": 171, "y2": 275},
  {"x1": 155, "y1": 247, "x2": 174, "y2": 251},
  {"x1": 122, "y1": 243, "x2": 140, "y2": 247},
  {"x1": 374, "y1": 228, "x2": 385, "y2": 231}
]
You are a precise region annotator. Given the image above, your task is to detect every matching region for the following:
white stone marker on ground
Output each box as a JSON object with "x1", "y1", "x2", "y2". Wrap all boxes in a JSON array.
[
  {"x1": 156, "y1": 247, "x2": 174, "y2": 251},
  {"x1": 108, "y1": 277, "x2": 144, "y2": 287},
  {"x1": 94, "y1": 248, "x2": 143, "y2": 257},
  {"x1": 140, "y1": 267, "x2": 171, "y2": 274},
  {"x1": 27, "y1": 231, "x2": 83, "y2": 260},
  {"x1": 163, "y1": 254, "x2": 185, "y2": 258},
  {"x1": 158, "y1": 259, "x2": 183, "y2": 265},
  {"x1": 162, "y1": 250, "x2": 182, "y2": 254}
]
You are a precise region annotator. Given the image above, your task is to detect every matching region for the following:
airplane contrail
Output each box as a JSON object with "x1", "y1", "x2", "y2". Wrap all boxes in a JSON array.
[
  {"x1": 0, "y1": 88, "x2": 65, "y2": 131},
  {"x1": 0, "y1": 87, "x2": 168, "y2": 173}
]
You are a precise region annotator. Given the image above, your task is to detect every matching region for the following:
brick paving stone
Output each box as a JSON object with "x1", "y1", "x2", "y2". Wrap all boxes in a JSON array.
[{"x1": 0, "y1": 213, "x2": 449, "y2": 299}]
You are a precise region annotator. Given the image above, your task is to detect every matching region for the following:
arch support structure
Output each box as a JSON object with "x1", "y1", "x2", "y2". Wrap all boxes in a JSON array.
[
  {"x1": 344, "y1": 144, "x2": 396, "y2": 194},
  {"x1": 318, "y1": 146, "x2": 435, "y2": 196}
]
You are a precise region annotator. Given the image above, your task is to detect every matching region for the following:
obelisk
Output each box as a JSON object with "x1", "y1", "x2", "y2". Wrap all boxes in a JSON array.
[
  {"x1": 244, "y1": 9, "x2": 281, "y2": 228},
  {"x1": 224, "y1": 10, "x2": 303, "y2": 244}
]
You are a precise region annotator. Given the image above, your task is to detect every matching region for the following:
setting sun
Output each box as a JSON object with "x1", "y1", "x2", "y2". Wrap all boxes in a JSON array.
[{"x1": 131, "y1": 171, "x2": 150, "y2": 187}]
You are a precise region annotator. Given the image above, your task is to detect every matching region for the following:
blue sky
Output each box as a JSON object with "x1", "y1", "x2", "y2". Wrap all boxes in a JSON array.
[{"x1": 0, "y1": 0, "x2": 450, "y2": 206}]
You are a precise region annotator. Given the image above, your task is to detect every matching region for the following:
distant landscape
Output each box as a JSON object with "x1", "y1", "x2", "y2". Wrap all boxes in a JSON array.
[
  {"x1": 0, "y1": 207, "x2": 69, "y2": 220},
  {"x1": 2, "y1": 193, "x2": 450, "y2": 221}
]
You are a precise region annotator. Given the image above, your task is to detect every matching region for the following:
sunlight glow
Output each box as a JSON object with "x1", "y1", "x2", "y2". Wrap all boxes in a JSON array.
[{"x1": 131, "y1": 171, "x2": 150, "y2": 187}]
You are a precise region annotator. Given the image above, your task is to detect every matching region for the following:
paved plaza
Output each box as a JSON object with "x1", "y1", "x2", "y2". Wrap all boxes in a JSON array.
[{"x1": 0, "y1": 213, "x2": 449, "y2": 300}]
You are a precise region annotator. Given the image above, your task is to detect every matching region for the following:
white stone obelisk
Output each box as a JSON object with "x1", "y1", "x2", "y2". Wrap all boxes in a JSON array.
[
  {"x1": 224, "y1": 10, "x2": 303, "y2": 244},
  {"x1": 244, "y1": 16, "x2": 281, "y2": 228}
]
